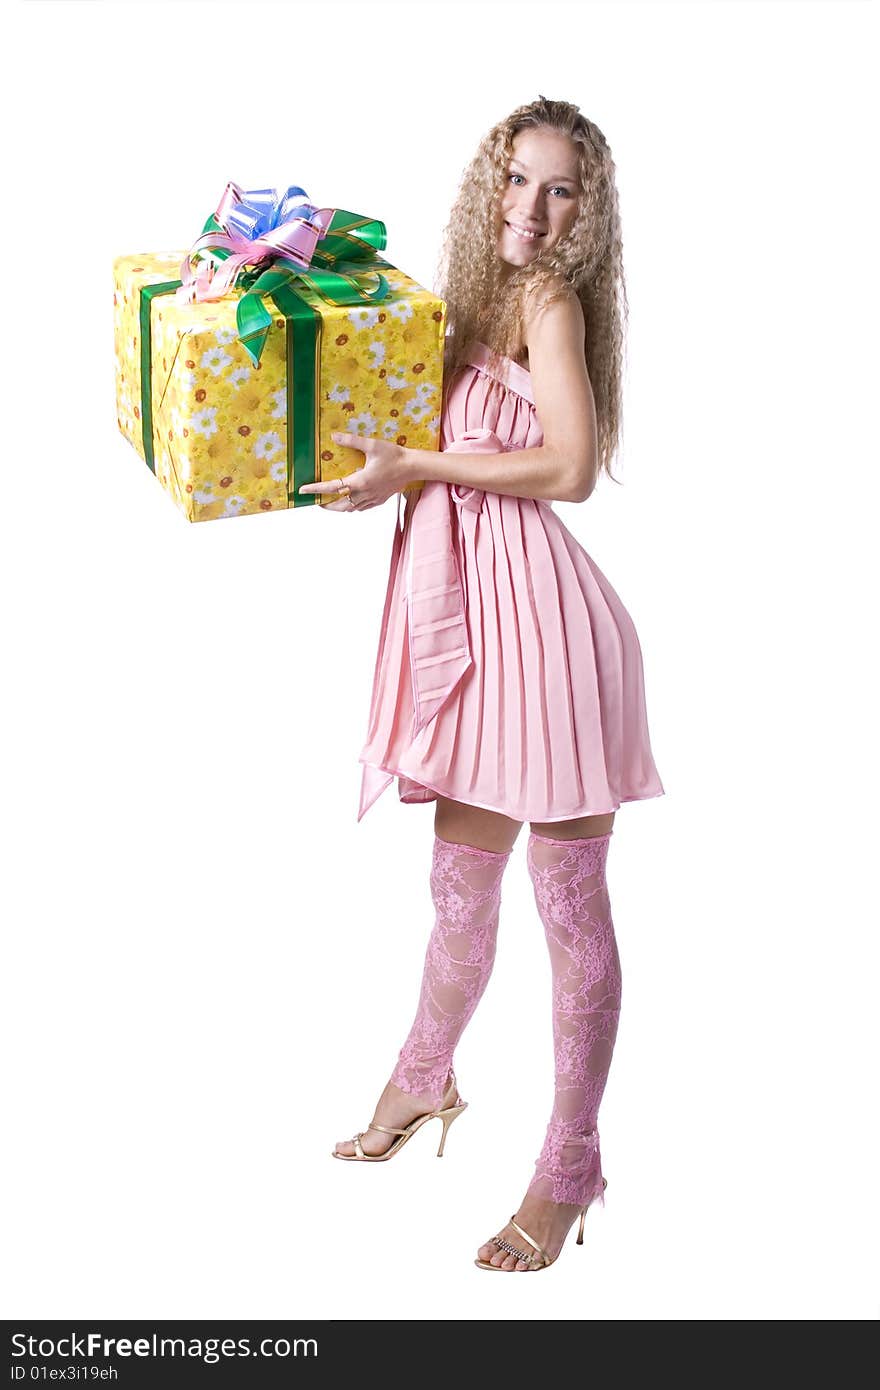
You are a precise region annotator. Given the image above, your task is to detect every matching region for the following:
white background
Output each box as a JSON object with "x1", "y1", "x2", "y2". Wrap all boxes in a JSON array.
[{"x1": 3, "y1": 0, "x2": 877, "y2": 1322}]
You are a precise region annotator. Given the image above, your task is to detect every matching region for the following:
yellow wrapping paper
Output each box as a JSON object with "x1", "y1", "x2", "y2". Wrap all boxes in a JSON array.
[{"x1": 113, "y1": 250, "x2": 446, "y2": 522}]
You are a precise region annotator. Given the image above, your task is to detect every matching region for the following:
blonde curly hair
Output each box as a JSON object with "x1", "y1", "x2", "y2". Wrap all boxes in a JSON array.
[{"x1": 435, "y1": 95, "x2": 628, "y2": 483}]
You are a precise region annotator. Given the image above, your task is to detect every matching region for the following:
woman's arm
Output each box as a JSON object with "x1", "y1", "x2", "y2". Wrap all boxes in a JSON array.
[{"x1": 401, "y1": 289, "x2": 599, "y2": 504}]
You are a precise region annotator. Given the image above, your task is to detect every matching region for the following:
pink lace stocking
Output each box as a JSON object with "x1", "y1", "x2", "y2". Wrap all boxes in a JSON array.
[
  {"x1": 390, "y1": 834, "x2": 513, "y2": 1105},
  {"x1": 526, "y1": 831, "x2": 620, "y2": 1208}
]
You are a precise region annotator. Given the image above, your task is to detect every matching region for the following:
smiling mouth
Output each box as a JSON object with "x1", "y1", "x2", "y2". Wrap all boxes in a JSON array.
[{"x1": 505, "y1": 221, "x2": 546, "y2": 242}]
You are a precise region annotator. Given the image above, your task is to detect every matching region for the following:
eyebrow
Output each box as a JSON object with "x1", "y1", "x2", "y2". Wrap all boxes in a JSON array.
[{"x1": 509, "y1": 158, "x2": 577, "y2": 184}]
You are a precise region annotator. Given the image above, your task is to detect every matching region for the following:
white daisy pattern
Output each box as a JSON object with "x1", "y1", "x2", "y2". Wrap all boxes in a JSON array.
[
  {"x1": 403, "y1": 399, "x2": 434, "y2": 424},
  {"x1": 270, "y1": 388, "x2": 286, "y2": 420},
  {"x1": 388, "y1": 300, "x2": 414, "y2": 323},
  {"x1": 348, "y1": 412, "x2": 379, "y2": 436},
  {"x1": 347, "y1": 306, "x2": 383, "y2": 331},
  {"x1": 328, "y1": 383, "x2": 351, "y2": 404},
  {"x1": 191, "y1": 406, "x2": 219, "y2": 438},
  {"x1": 365, "y1": 340, "x2": 386, "y2": 368},
  {"x1": 385, "y1": 366, "x2": 409, "y2": 390},
  {"x1": 270, "y1": 459, "x2": 287, "y2": 483},
  {"x1": 201, "y1": 345, "x2": 233, "y2": 377},
  {"x1": 253, "y1": 431, "x2": 283, "y2": 461},
  {"x1": 222, "y1": 496, "x2": 247, "y2": 517},
  {"x1": 193, "y1": 486, "x2": 215, "y2": 504},
  {"x1": 381, "y1": 420, "x2": 400, "y2": 440},
  {"x1": 221, "y1": 366, "x2": 246, "y2": 394},
  {"x1": 214, "y1": 326, "x2": 238, "y2": 346}
]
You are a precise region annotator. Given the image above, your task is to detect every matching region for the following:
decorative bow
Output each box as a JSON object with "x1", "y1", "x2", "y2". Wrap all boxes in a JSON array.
[
  {"x1": 175, "y1": 180, "x2": 391, "y2": 364},
  {"x1": 444, "y1": 428, "x2": 505, "y2": 514}
]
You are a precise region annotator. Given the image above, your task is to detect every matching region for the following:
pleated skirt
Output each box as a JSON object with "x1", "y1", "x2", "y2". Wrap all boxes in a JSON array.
[{"x1": 357, "y1": 486, "x2": 666, "y2": 823}]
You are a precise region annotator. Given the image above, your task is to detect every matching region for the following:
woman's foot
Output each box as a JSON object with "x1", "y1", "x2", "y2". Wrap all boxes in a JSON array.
[
  {"x1": 477, "y1": 1194, "x2": 586, "y2": 1271},
  {"x1": 334, "y1": 1076, "x2": 460, "y2": 1158}
]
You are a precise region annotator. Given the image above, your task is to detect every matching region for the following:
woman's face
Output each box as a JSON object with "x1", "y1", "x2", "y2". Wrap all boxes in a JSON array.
[{"x1": 496, "y1": 127, "x2": 581, "y2": 274}]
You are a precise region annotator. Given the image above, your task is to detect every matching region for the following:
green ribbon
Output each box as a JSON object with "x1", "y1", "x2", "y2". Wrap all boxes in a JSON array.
[
  {"x1": 136, "y1": 208, "x2": 393, "y2": 509},
  {"x1": 199, "y1": 207, "x2": 392, "y2": 368},
  {"x1": 139, "y1": 280, "x2": 182, "y2": 475}
]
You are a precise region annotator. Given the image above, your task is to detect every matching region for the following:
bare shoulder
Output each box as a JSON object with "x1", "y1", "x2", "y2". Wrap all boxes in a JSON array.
[
  {"x1": 522, "y1": 275, "x2": 584, "y2": 340},
  {"x1": 524, "y1": 278, "x2": 589, "y2": 385}
]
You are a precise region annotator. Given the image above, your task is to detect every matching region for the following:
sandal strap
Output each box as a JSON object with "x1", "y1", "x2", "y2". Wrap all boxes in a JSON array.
[
  {"x1": 347, "y1": 1075, "x2": 462, "y2": 1154},
  {"x1": 508, "y1": 1215, "x2": 550, "y2": 1268},
  {"x1": 439, "y1": 1070, "x2": 460, "y2": 1111},
  {"x1": 491, "y1": 1235, "x2": 535, "y2": 1265}
]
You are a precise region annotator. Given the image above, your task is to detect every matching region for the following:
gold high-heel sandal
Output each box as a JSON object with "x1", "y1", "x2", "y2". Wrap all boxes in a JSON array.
[
  {"x1": 475, "y1": 1179, "x2": 608, "y2": 1271},
  {"x1": 331, "y1": 1071, "x2": 468, "y2": 1163}
]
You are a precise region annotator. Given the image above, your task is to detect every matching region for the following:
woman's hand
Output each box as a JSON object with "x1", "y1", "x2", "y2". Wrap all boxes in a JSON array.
[{"x1": 297, "y1": 432, "x2": 410, "y2": 512}]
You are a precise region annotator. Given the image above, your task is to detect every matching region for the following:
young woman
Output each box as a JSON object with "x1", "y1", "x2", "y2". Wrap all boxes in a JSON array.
[{"x1": 299, "y1": 95, "x2": 665, "y2": 1272}]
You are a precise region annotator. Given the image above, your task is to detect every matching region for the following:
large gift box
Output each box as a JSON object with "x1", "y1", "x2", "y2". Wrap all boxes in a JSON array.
[{"x1": 113, "y1": 182, "x2": 447, "y2": 522}]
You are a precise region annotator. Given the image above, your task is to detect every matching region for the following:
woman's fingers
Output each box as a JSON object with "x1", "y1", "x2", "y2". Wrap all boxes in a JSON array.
[
  {"x1": 298, "y1": 480, "x2": 348, "y2": 495},
  {"x1": 298, "y1": 442, "x2": 368, "y2": 507}
]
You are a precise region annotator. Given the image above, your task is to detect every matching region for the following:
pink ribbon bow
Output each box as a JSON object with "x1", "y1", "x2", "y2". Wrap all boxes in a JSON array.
[
  {"x1": 175, "y1": 180, "x2": 335, "y2": 306},
  {"x1": 405, "y1": 429, "x2": 504, "y2": 737}
]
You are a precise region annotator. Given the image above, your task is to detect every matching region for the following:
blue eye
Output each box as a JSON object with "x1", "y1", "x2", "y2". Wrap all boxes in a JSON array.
[{"x1": 507, "y1": 173, "x2": 572, "y2": 197}]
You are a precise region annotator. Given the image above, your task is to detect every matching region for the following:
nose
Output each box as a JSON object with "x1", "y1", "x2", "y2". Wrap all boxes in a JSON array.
[{"x1": 514, "y1": 188, "x2": 546, "y2": 223}]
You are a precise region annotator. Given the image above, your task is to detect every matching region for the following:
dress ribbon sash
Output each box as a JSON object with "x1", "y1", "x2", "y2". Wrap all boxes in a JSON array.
[{"x1": 403, "y1": 428, "x2": 504, "y2": 737}]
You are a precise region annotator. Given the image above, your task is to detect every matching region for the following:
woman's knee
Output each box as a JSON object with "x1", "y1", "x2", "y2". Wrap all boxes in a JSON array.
[
  {"x1": 434, "y1": 796, "x2": 523, "y2": 854},
  {"x1": 529, "y1": 811, "x2": 616, "y2": 840}
]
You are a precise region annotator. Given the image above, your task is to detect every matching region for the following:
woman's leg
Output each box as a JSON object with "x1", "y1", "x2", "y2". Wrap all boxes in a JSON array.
[
  {"x1": 477, "y1": 810, "x2": 618, "y2": 1270},
  {"x1": 334, "y1": 798, "x2": 522, "y2": 1158}
]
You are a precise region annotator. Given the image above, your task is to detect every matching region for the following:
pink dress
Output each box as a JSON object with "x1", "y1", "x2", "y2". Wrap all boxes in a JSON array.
[{"x1": 357, "y1": 341, "x2": 665, "y2": 823}]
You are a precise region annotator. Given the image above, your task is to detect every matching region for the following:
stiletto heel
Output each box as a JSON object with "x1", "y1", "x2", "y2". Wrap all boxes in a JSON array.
[
  {"x1": 576, "y1": 1177, "x2": 607, "y2": 1246},
  {"x1": 332, "y1": 1071, "x2": 467, "y2": 1163},
  {"x1": 436, "y1": 1103, "x2": 466, "y2": 1157},
  {"x1": 576, "y1": 1206, "x2": 587, "y2": 1245}
]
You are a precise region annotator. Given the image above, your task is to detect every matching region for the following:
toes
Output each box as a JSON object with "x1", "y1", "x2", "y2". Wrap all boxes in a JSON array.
[
  {"x1": 333, "y1": 1129, "x2": 393, "y2": 1158},
  {"x1": 477, "y1": 1226, "x2": 534, "y2": 1272}
]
